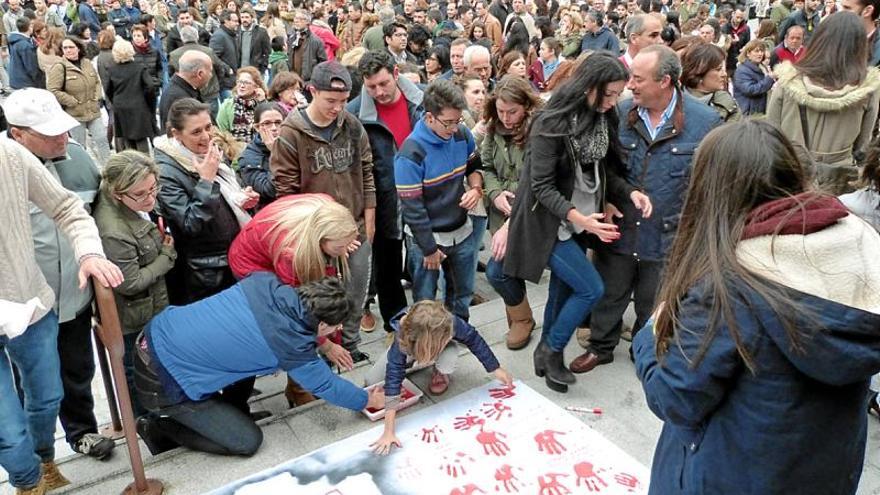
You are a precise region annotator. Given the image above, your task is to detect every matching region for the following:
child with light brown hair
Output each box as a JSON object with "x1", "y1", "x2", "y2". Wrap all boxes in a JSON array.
[{"x1": 365, "y1": 300, "x2": 513, "y2": 455}]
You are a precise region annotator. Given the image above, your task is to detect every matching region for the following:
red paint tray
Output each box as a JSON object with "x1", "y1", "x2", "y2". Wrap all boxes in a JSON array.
[{"x1": 362, "y1": 378, "x2": 423, "y2": 421}]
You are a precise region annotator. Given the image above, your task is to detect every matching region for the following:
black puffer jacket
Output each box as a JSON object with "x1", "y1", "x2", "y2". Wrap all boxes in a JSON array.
[{"x1": 154, "y1": 136, "x2": 240, "y2": 304}]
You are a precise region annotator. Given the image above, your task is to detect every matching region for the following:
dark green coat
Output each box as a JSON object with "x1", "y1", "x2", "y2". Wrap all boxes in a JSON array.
[
  {"x1": 481, "y1": 129, "x2": 525, "y2": 235},
  {"x1": 93, "y1": 190, "x2": 175, "y2": 334}
]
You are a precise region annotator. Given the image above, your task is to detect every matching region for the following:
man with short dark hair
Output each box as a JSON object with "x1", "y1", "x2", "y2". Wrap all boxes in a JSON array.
[
  {"x1": 841, "y1": 0, "x2": 880, "y2": 64},
  {"x1": 474, "y1": 0, "x2": 503, "y2": 54},
  {"x1": 384, "y1": 21, "x2": 408, "y2": 65},
  {"x1": 394, "y1": 81, "x2": 484, "y2": 384},
  {"x1": 348, "y1": 50, "x2": 423, "y2": 335},
  {"x1": 582, "y1": 45, "x2": 719, "y2": 371},
  {"x1": 778, "y1": 0, "x2": 822, "y2": 42},
  {"x1": 165, "y1": 9, "x2": 211, "y2": 53},
  {"x1": 580, "y1": 9, "x2": 620, "y2": 53},
  {"x1": 9, "y1": 16, "x2": 44, "y2": 89},
  {"x1": 239, "y1": 7, "x2": 271, "y2": 73},
  {"x1": 339, "y1": 2, "x2": 366, "y2": 55},
  {"x1": 209, "y1": 11, "x2": 241, "y2": 98},
  {"x1": 271, "y1": 61, "x2": 375, "y2": 364}
]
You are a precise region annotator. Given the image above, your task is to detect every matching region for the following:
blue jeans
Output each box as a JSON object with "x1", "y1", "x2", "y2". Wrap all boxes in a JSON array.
[
  {"x1": 486, "y1": 256, "x2": 526, "y2": 306},
  {"x1": 407, "y1": 231, "x2": 478, "y2": 321},
  {"x1": 0, "y1": 312, "x2": 63, "y2": 488},
  {"x1": 469, "y1": 215, "x2": 488, "y2": 276},
  {"x1": 543, "y1": 239, "x2": 605, "y2": 352}
]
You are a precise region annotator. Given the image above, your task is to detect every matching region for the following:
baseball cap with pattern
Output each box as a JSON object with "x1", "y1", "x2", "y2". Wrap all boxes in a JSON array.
[{"x1": 2, "y1": 88, "x2": 81, "y2": 136}]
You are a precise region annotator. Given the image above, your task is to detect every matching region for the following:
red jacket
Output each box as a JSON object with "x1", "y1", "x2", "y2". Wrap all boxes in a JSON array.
[
  {"x1": 228, "y1": 193, "x2": 337, "y2": 287},
  {"x1": 310, "y1": 23, "x2": 340, "y2": 61}
]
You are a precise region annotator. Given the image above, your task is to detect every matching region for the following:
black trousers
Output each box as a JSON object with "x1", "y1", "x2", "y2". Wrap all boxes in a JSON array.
[
  {"x1": 588, "y1": 250, "x2": 664, "y2": 359},
  {"x1": 57, "y1": 306, "x2": 99, "y2": 445},
  {"x1": 372, "y1": 234, "x2": 408, "y2": 333}
]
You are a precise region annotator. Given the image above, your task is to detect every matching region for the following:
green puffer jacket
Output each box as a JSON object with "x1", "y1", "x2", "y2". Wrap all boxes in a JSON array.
[
  {"x1": 92, "y1": 190, "x2": 176, "y2": 334},
  {"x1": 481, "y1": 128, "x2": 525, "y2": 235}
]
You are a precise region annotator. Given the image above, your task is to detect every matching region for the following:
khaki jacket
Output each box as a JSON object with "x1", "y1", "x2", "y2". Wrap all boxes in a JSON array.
[
  {"x1": 46, "y1": 57, "x2": 103, "y2": 123},
  {"x1": 767, "y1": 62, "x2": 880, "y2": 167}
]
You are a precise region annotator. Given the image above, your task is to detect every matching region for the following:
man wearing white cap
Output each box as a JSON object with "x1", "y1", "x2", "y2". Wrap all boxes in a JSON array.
[
  {"x1": 0, "y1": 88, "x2": 123, "y2": 495},
  {"x1": 6, "y1": 88, "x2": 118, "y2": 464}
]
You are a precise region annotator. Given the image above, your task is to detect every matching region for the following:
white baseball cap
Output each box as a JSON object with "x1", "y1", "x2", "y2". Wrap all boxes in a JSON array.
[{"x1": 2, "y1": 88, "x2": 81, "y2": 136}]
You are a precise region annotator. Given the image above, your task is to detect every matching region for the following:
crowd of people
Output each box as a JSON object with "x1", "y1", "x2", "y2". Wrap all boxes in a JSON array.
[{"x1": 2, "y1": 0, "x2": 880, "y2": 493}]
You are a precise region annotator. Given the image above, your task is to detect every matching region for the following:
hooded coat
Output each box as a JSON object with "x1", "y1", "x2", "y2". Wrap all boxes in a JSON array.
[
  {"x1": 767, "y1": 63, "x2": 880, "y2": 190},
  {"x1": 634, "y1": 213, "x2": 880, "y2": 495}
]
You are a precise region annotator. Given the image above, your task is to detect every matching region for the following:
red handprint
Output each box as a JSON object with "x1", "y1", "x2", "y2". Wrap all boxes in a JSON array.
[
  {"x1": 534, "y1": 430, "x2": 567, "y2": 455},
  {"x1": 449, "y1": 483, "x2": 486, "y2": 495},
  {"x1": 454, "y1": 411, "x2": 485, "y2": 431},
  {"x1": 494, "y1": 464, "x2": 521, "y2": 493},
  {"x1": 573, "y1": 462, "x2": 608, "y2": 492},
  {"x1": 476, "y1": 427, "x2": 510, "y2": 456},
  {"x1": 482, "y1": 401, "x2": 513, "y2": 421},
  {"x1": 537, "y1": 473, "x2": 570, "y2": 495},
  {"x1": 439, "y1": 451, "x2": 475, "y2": 478},
  {"x1": 419, "y1": 425, "x2": 443, "y2": 443},
  {"x1": 613, "y1": 473, "x2": 641, "y2": 492},
  {"x1": 488, "y1": 384, "x2": 517, "y2": 400}
]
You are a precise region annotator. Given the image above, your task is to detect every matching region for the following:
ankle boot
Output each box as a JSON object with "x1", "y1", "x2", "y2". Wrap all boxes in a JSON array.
[
  {"x1": 505, "y1": 298, "x2": 536, "y2": 350},
  {"x1": 533, "y1": 340, "x2": 551, "y2": 378},
  {"x1": 39, "y1": 462, "x2": 69, "y2": 491},
  {"x1": 285, "y1": 378, "x2": 317, "y2": 408},
  {"x1": 546, "y1": 349, "x2": 576, "y2": 386},
  {"x1": 15, "y1": 476, "x2": 46, "y2": 495}
]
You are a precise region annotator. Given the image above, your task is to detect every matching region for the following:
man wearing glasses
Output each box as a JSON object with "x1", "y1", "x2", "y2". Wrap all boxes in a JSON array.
[
  {"x1": 5, "y1": 89, "x2": 119, "y2": 465},
  {"x1": 393, "y1": 79, "x2": 483, "y2": 394},
  {"x1": 383, "y1": 21, "x2": 409, "y2": 65}
]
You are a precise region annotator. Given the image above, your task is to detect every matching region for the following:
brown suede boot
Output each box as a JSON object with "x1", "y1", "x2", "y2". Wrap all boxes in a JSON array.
[
  {"x1": 505, "y1": 298, "x2": 536, "y2": 350},
  {"x1": 15, "y1": 476, "x2": 46, "y2": 495},
  {"x1": 285, "y1": 378, "x2": 317, "y2": 408},
  {"x1": 40, "y1": 462, "x2": 70, "y2": 491}
]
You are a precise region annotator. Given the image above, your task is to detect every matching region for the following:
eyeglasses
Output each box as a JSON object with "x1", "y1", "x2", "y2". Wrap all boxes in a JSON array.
[
  {"x1": 123, "y1": 184, "x2": 161, "y2": 203},
  {"x1": 433, "y1": 116, "x2": 464, "y2": 129},
  {"x1": 237, "y1": 79, "x2": 255, "y2": 86},
  {"x1": 259, "y1": 120, "x2": 283, "y2": 128}
]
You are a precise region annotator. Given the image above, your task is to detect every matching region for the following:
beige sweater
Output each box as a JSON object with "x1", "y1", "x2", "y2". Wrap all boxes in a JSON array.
[{"x1": 0, "y1": 139, "x2": 105, "y2": 323}]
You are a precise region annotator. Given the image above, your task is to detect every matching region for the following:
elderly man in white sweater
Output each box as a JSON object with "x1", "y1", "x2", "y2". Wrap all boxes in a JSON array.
[{"x1": 0, "y1": 89, "x2": 123, "y2": 495}]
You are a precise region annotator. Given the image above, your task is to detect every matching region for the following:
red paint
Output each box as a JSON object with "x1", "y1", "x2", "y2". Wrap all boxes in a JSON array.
[
  {"x1": 613, "y1": 473, "x2": 641, "y2": 492},
  {"x1": 440, "y1": 452, "x2": 476, "y2": 478},
  {"x1": 493, "y1": 464, "x2": 521, "y2": 493},
  {"x1": 449, "y1": 483, "x2": 486, "y2": 495},
  {"x1": 475, "y1": 427, "x2": 510, "y2": 457},
  {"x1": 534, "y1": 430, "x2": 567, "y2": 455},
  {"x1": 419, "y1": 425, "x2": 443, "y2": 443},
  {"x1": 488, "y1": 385, "x2": 517, "y2": 400},
  {"x1": 482, "y1": 401, "x2": 513, "y2": 421},
  {"x1": 573, "y1": 462, "x2": 608, "y2": 492},
  {"x1": 365, "y1": 385, "x2": 417, "y2": 413},
  {"x1": 537, "y1": 473, "x2": 570, "y2": 495},
  {"x1": 453, "y1": 412, "x2": 485, "y2": 431}
]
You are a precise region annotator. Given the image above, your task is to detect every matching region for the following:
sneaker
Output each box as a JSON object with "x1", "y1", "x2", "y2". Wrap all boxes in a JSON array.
[
  {"x1": 360, "y1": 310, "x2": 377, "y2": 333},
  {"x1": 15, "y1": 476, "x2": 46, "y2": 495},
  {"x1": 72, "y1": 433, "x2": 115, "y2": 461},
  {"x1": 349, "y1": 349, "x2": 370, "y2": 364},
  {"x1": 429, "y1": 367, "x2": 450, "y2": 395},
  {"x1": 39, "y1": 462, "x2": 70, "y2": 490}
]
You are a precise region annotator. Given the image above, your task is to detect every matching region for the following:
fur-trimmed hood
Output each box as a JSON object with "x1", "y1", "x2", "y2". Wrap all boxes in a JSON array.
[{"x1": 773, "y1": 61, "x2": 880, "y2": 112}]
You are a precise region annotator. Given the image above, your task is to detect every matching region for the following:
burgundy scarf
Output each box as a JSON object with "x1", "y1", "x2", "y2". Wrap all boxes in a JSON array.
[{"x1": 741, "y1": 193, "x2": 849, "y2": 240}]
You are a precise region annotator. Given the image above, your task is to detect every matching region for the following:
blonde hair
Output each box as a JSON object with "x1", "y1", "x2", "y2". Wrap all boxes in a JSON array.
[
  {"x1": 111, "y1": 39, "x2": 135, "y2": 63},
  {"x1": 339, "y1": 46, "x2": 367, "y2": 67},
  {"x1": 398, "y1": 301, "x2": 454, "y2": 363},
  {"x1": 262, "y1": 195, "x2": 359, "y2": 283},
  {"x1": 101, "y1": 150, "x2": 160, "y2": 198},
  {"x1": 737, "y1": 38, "x2": 767, "y2": 64},
  {"x1": 211, "y1": 129, "x2": 246, "y2": 162}
]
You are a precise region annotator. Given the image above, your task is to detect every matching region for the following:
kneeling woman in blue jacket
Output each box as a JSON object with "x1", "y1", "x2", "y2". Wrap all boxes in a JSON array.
[{"x1": 133, "y1": 274, "x2": 385, "y2": 456}]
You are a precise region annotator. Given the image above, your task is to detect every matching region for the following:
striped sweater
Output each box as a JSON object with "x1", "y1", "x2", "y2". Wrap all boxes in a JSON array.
[
  {"x1": 0, "y1": 138, "x2": 105, "y2": 324},
  {"x1": 394, "y1": 119, "x2": 478, "y2": 255}
]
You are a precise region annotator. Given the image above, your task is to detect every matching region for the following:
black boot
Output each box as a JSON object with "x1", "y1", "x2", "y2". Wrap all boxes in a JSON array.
[
  {"x1": 136, "y1": 416, "x2": 178, "y2": 456},
  {"x1": 533, "y1": 340, "x2": 551, "y2": 378},
  {"x1": 535, "y1": 341, "x2": 575, "y2": 393},
  {"x1": 546, "y1": 349, "x2": 576, "y2": 385}
]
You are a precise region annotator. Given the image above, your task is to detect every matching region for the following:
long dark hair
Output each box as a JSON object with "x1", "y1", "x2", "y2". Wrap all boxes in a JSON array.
[
  {"x1": 795, "y1": 12, "x2": 868, "y2": 90},
  {"x1": 653, "y1": 120, "x2": 813, "y2": 371},
  {"x1": 502, "y1": 18, "x2": 531, "y2": 58},
  {"x1": 531, "y1": 50, "x2": 628, "y2": 137}
]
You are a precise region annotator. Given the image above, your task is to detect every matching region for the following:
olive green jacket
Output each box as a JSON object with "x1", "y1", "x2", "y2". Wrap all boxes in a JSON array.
[
  {"x1": 92, "y1": 190, "x2": 176, "y2": 334},
  {"x1": 482, "y1": 129, "x2": 525, "y2": 234},
  {"x1": 46, "y1": 57, "x2": 103, "y2": 123}
]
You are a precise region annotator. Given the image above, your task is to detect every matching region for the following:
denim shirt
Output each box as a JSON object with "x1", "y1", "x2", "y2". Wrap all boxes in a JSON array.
[{"x1": 637, "y1": 90, "x2": 679, "y2": 141}]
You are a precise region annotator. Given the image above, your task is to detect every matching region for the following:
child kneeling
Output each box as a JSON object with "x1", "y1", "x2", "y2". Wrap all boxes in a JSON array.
[{"x1": 365, "y1": 300, "x2": 513, "y2": 454}]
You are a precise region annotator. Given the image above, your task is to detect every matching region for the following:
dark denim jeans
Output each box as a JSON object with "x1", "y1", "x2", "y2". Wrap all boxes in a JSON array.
[
  {"x1": 57, "y1": 306, "x2": 100, "y2": 445},
  {"x1": 486, "y1": 256, "x2": 526, "y2": 306},
  {"x1": 542, "y1": 239, "x2": 605, "y2": 352},
  {"x1": 406, "y1": 230, "x2": 478, "y2": 321},
  {"x1": 0, "y1": 312, "x2": 63, "y2": 488}
]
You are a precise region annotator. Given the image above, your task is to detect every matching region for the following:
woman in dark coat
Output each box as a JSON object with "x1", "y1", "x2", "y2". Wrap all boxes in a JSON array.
[
  {"x1": 131, "y1": 23, "x2": 163, "y2": 111},
  {"x1": 634, "y1": 119, "x2": 880, "y2": 495},
  {"x1": 732, "y1": 39, "x2": 775, "y2": 115},
  {"x1": 103, "y1": 39, "x2": 160, "y2": 152},
  {"x1": 239, "y1": 102, "x2": 284, "y2": 208},
  {"x1": 502, "y1": 52, "x2": 651, "y2": 392}
]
